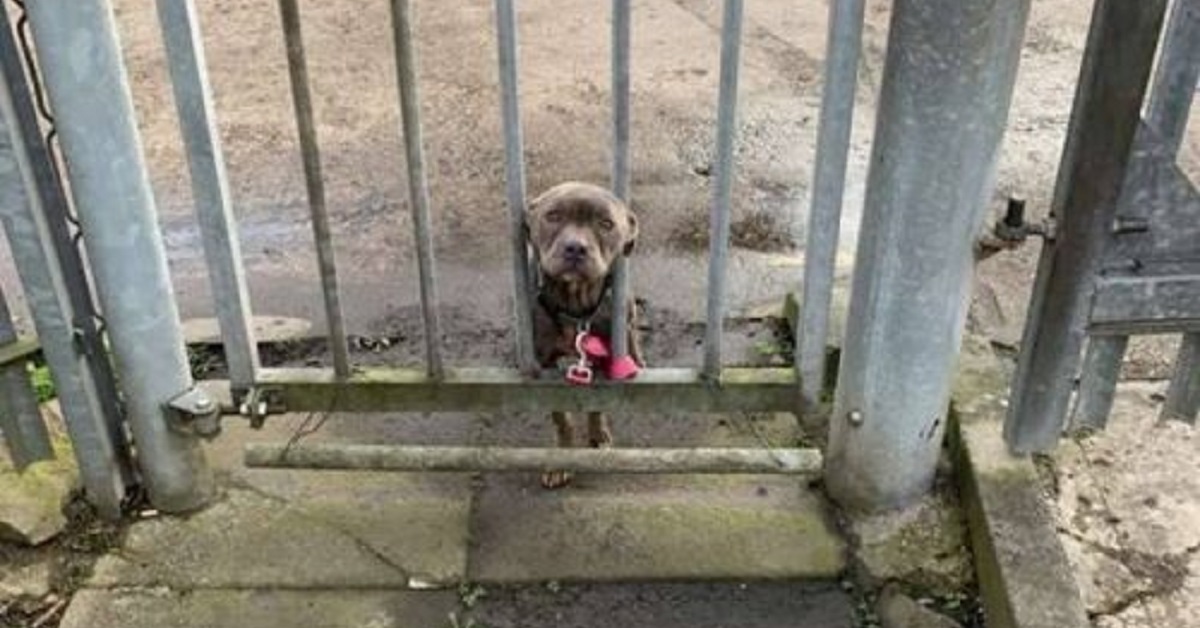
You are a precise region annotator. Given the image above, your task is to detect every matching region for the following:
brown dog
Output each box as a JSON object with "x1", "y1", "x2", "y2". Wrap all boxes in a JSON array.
[{"x1": 526, "y1": 182, "x2": 642, "y2": 488}]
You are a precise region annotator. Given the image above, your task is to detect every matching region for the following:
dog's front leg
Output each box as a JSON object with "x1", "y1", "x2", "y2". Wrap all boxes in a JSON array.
[
  {"x1": 587, "y1": 412, "x2": 612, "y2": 448},
  {"x1": 541, "y1": 411, "x2": 575, "y2": 489}
]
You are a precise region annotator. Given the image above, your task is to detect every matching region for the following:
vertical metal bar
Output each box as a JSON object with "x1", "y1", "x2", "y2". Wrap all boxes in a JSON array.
[
  {"x1": 24, "y1": 0, "x2": 214, "y2": 512},
  {"x1": 157, "y1": 0, "x2": 260, "y2": 393},
  {"x1": 826, "y1": 0, "x2": 1031, "y2": 511},
  {"x1": 2, "y1": 2, "x2": 128, "y2": 475},
  {"x1": 0, "y1": 4, "x2": 129, "y2": 516},
  {"x1": 1005, "y1": 0, "x2": 1168, "y2": 453},
  {"x1": 609, "y1": 0, "x2": 632, "y2": 361},
  {"x1": 1148, "y1": 0, "x2": 1200, "y2": 155},
  {"x1": 389, "y1": 0, "x2": 444, "y2": 378},
  {"x1": 1150, "y1": 0, "x2": 1200, "y2": 423},
  {"x1": 495, "y1": 0, "x2": 537, "y2": 373},
  {"x1": 1070, "y1": 336, "x2": 1128, "y2": 430},
  {"x1": 0, "y1": 285, "x2": 54, "y2": 469},
  {"x1": 702, "y1": 0, "x2": 745, "y2": 379},
  {"x1": 797, "y1": 0, "x2": 866, "y2": 409},
  {"x1": 278, "y1": 0, "x2": 351, "y2": 379},
  {"x1": 1162, "y1": 335, "x2": 1199, "y2": 423}
]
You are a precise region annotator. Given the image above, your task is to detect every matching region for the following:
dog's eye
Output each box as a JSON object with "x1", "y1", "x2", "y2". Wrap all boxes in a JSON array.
[
  {"x1": 599, "y1": 219, "x2": 615, "y2": 231},
  {"x1": 545, "y1": 211, "x2": 563, "y2": 223}
]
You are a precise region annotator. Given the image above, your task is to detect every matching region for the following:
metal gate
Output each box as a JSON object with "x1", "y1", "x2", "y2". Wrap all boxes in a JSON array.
[
  {"x1": 2, "y1": 0, "x2": 1044, "y2": 517},
  {"x1": 1005, "y1": 0, "x2": 1200, "y2": 451}
]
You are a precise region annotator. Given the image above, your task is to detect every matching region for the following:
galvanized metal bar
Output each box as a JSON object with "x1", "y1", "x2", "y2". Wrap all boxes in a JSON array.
[
  {"x1": 0, "y1": 285, "x2": 53, "y2": 469},
  {"x1": 1162, "y1": 335, "x2": 1199, "y2": 423},
  {"x1": 24, "y1": 0, "x2": 214, "y2": 512},
  {"x1": 1148, "y1": 0, "x2": 1200, "y2": 425},
  {"x1": 702, "y1": 0, "x2": 745, "y2": 378},
  {"x1": 797, "y1": 0, "x2": 866, "y2": 409},
  {"x1": 1081, "y1": 0, "x2": 1200, "y2": 431},
  {"x1": 1070, "y1": 336, "x2": 1128, "y2": 431},
  {"x1": 245, "y1": 443, "x2": 823, "y2": 475},
  {"x1": 0, "y1": 2, "x2": 127, "y2": 468},
  {"x1": 389, "y1": 0, "x2": 445, "y2": 378},
  {"x1": 278, "y1": 0, "x2": 351, "y2": 379},
  {"x1": 1147, "y1": 0, "x2": 1200, "y2": 155},
  {"x1": 157, "y1": 0, "x2": 260, "y2": 392},
  {"x1": 609, "y1": 0, "x2": 632, "y2": 360},
  {"x1": 1005, "y1": 0, "x2": 1169, "y2": 453},
  {"x1": 0, "y1": 7, "x2": 130, "y2": 515},
  {"x1": 494, "y1": 0, "x2": 537, "y2": 373},
  {"x1": 217, "y1": 366, "x2": 797, "y2": 414},
  {"x1": 826, "y1": 0, "x2": 1031, "y2": 511}
]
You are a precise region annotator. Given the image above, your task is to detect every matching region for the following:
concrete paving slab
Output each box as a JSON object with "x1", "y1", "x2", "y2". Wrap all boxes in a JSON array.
[
  {"x1": 91, "y1": 482, "x2": 469, "y2": 590},
  {"x1": 469, "y1": 473, "x2": 845, "y2": 582},
  {"x1": 1048, "y1": 382, "x2": 1200, "y2": 628},
  {"x1": 59, "y1": 588, "x2": 458, "y2": 628}
]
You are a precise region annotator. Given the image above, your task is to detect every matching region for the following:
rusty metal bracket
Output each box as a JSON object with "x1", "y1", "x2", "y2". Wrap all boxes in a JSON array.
[
  {"x1": 976, "y1": 197, "x2": 1057, "y2": 261},
  {"x1": 165, "y1": 386, "x2": 221, "y2": 439}
]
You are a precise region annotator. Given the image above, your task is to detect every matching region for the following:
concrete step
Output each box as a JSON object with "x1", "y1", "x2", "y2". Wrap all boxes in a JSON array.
[
  {"x1": 60, "y1": 589, "x2": 458, "y2": 628},
  {"x1": 61, "y1": 582, "x2": 856, "y2": 628}
]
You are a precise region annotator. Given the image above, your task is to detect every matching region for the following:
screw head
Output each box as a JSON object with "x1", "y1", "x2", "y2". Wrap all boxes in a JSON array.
[{"x1": 847, "y1": 410, "x2": 864, "y2": 426}]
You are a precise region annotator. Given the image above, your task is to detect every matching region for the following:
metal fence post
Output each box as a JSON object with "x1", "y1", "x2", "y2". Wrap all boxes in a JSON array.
[
  {"x1": 1153, "y1": 0, "x2": 1200, "y2": 424},
  {"x1": 1004, "y1": 0, "x2": 1168, "y2": 452},
  {"x1": 0, "y1": 285, "x2": 53, "y2": 469},
  {"x1": 1074, "y1": 0, "x2": 1200, "y2": 428},
  {"x1": 494, "y1": 0, "x2": 538, "y2": 373},
  {"x1": 0, "y1": 5, "x2": 132, "y2": 517},
  {"x1": 701, "y1": 0, "x2": 745, "y2": 378},
  {"x1": 825, "y1": 0, "x2": 1031, "y2": 511},
  {"x1": 156, "y1": 0, "x2": 261, "y2": 395},
  {"x1": 24, "y1": 0, "x2": 214, "y2": 512},
  {"x1": 609, "y1": 0, "x2": 632, "y2": 362},
  {"x1": 797, "y1": 0, "x2": 866, "y2": 411}
]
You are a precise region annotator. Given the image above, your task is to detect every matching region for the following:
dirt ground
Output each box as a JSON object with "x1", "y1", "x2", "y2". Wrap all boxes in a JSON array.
[{"x1": 0, "y1": 0, "x2": 1198, "y2": 627}]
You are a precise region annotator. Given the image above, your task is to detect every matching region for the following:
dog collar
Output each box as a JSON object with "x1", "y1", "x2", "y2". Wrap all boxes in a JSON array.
[{"x1": 536, "y1": 274, "x2": 614, "y2": 329}]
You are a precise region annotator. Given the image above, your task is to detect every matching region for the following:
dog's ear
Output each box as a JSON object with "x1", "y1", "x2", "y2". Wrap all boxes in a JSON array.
[{"x1": 622, "y1": 208, "x2": 639, "y2": 256}]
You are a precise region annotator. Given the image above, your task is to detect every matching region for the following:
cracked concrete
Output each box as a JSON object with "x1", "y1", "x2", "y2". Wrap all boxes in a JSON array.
[{"x1": 1044, "y1": 382, "x2": 1200, "y2": 628}]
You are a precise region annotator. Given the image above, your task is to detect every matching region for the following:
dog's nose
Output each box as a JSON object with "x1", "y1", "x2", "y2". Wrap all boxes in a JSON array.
[{"x1": 563, "y1": 241, "x2": 588, "y2": 260}]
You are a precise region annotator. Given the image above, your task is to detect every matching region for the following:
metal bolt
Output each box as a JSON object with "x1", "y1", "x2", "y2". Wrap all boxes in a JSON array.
[
  {"x1": 193, "y1": 396, "x2": 214, "y2": 413},
  {"x1": 847, "y1": 409, "x2": 864, "y2": 427}
]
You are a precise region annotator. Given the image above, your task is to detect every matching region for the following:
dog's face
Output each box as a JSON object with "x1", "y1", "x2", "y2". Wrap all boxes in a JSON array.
[{"x1": 526, "y1": 183, "x2": 638, "y2": 284}]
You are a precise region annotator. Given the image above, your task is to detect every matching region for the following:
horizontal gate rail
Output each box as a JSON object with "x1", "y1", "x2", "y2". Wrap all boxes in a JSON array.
[
  {"x1": 210, "y1": 367, "x2": 797, "y2": 415},
  {"x1": 244, "y1": 443, "x2": 822, "y2": 475}
]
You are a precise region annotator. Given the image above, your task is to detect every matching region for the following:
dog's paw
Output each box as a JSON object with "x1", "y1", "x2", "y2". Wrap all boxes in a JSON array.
[
  {"x1": 541, "y1": 470, "x2": 573, "y2": 489},
  {"x1": 588, "y1": 429, "x2": 613, "y2": 449}
]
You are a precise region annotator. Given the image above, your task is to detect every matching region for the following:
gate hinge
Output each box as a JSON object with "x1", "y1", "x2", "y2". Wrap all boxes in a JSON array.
[{"x1": 166, "y1": 387, "x2": 222, "y2": 439}]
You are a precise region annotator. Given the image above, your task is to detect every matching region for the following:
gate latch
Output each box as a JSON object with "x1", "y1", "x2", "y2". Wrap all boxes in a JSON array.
[
  {"x1": 166, "y1": 387, "x2": 222, "y2": 439},
  {"x1": 978, "y1": 197, "x2": 1057, "y2": 260}
]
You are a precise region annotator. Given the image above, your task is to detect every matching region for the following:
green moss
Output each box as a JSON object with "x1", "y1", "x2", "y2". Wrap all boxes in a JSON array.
[{"x1": 28, "y1": 362, "x2": 56, "y2": 403}]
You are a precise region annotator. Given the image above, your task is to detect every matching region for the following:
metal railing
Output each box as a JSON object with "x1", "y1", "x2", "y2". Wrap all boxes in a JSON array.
[
  {"x1": 1006, "y1": 0, "x2": 1199, "y2": 451},
  {"x1": 1, "y1": 0, "x2": 1043, "y2": 515}
]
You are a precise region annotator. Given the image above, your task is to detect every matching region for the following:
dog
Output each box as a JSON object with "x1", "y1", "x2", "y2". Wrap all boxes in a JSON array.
[{"x1": 525, "y1": 182, "x2": 642, "y2": 489}]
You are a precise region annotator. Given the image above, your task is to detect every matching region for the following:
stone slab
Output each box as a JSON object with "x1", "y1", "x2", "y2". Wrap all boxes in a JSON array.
[
  {"x1": 181, "y1": 316, "x2": 313, "y2": 345},
  {"x1": 469, "y1": 474, "x2": 846, "y2": 583},
  {"x1": 954, "y1": 402, "x2": 1090, "y2": 628},
  {"x1": 91, "y1": 480, "x2": 469, "y2": 590},
  {"x1": 59, "y1": 588, "x2": 458, "y2": 628}
]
